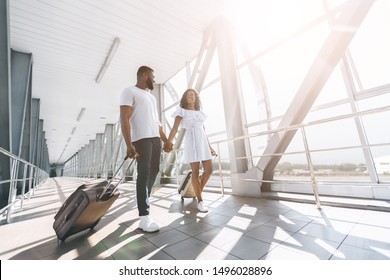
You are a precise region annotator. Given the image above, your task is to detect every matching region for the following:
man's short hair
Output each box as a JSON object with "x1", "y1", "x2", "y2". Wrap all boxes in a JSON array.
[{"x1": 137, "y1": 66, "x2": 153, "y2": 78}]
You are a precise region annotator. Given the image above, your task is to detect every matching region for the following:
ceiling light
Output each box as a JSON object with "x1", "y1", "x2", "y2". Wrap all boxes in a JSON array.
[
  {"x1": 96, "y1": 37, "x2": 121, "y2": 83},
  {"x1": 77, "y1": 107, "x2": 86, "y2": 121}
]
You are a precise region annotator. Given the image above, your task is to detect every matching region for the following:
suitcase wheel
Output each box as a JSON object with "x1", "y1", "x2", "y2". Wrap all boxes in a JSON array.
[{"x1": 90, "y1": 218, "x2": 101, "y2": 230}]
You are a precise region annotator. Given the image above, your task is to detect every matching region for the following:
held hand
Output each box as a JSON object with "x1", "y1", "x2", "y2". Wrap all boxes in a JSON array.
[
  {"x1": 210, "y1": 147, "x2": 216, "y2": 156},
  {"x1": 127, "y1": 145, "x2": 138, "y2": 159},
  {"x1": 163, "y1": 141, "x2": 173, "y2": 152}
]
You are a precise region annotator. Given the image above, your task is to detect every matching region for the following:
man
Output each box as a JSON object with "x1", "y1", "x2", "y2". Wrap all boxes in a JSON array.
[{"x1": 120, "y1": 66, "x2": 172, "y2": 232}]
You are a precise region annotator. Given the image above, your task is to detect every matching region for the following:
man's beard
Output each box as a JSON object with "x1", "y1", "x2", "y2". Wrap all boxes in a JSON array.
[{"x1": 147, "y1": 79, "x2": 154, "y2": 90}]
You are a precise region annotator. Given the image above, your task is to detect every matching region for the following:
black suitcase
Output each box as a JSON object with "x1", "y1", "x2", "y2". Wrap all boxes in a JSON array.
[
  {"x1": 53, "y1": 158, "x2": 134, "y2": 241},
  {"x1": 178, "y1": 171, "x2": 196, "y2": 201}
]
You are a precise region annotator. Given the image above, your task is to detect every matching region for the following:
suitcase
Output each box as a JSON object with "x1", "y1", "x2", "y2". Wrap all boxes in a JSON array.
[
  {"x1": 178, "y1": 171, "x2": 196, "y2": 201},
  {"x1": 53, "y1": 158, "x2": 135, "y2": 241}
]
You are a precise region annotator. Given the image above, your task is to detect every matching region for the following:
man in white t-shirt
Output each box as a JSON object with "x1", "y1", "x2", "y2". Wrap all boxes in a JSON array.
[{"x1": 120, "y1": 66, "x2": 172, "y2": 232}]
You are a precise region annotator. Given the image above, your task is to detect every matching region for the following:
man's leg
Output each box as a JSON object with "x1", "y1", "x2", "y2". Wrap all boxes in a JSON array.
[
  {"x1": 133, "y1": 138, "x2": 153, "y2": 216},
  {"x1": 146, "y1": 137, "x2": 162, "y2": 196},
  {"x1": 133, "y1": 138, "x2": 160, "y2": 232}
]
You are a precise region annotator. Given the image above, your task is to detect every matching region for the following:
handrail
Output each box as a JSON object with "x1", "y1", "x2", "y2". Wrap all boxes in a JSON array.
[
  {"x1": 161, "y1": 103, "x2": 390, "y2": 202},
  {"x1": 0, "y1": 147, "x2": 49, "y2": 223},
  {"x1": 211, "y1": 105, "x2": 390, "y2": 146},
  {"x1": 62, "y1": 103, "x2": 390, "y2": 203}
]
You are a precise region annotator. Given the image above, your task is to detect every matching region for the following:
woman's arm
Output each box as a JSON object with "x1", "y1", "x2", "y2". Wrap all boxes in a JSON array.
[
  {"x1": 168, "y1": 116, "x2": 182, "y2": 143},
  {"x1": 203, "y1": 126, "x2": 216, "y2": 156}
]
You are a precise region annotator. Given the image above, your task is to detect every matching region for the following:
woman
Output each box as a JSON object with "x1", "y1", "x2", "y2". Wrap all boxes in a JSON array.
[{"x1": 167, "y1": 89, "x2": 216, "y2": 212}]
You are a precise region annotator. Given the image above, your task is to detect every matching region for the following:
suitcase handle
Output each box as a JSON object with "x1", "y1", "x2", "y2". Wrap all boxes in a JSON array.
[{"x1": 98, "y1": 157, "x2": 136, "y2": 201}]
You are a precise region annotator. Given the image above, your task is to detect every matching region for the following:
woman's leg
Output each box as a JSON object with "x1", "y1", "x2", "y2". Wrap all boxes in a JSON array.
[
  {"x1": 200, "y1": 159, "x2": 213, "y2": 191},
  {"x1": 190, "y1": 162, "x2": 202, "y2": 202}
]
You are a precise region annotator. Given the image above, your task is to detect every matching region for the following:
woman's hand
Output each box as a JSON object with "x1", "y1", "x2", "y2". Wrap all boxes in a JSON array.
[
  {"x1": 163, "y1": 141, "x2": 173, "y2": 152},
  {"x1": 210, "y1": 146, "x2": 216, "y2": 156}
]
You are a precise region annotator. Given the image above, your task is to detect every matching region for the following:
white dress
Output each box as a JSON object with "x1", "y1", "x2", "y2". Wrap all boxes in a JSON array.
[{"x1": 171, "y1": 107, "x2": 213, "y2": 164}]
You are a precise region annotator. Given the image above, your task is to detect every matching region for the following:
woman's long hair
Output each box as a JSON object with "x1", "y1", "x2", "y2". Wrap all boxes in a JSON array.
[{"x1": 180, "y1": 88, "x2": 201, "y2": 110}]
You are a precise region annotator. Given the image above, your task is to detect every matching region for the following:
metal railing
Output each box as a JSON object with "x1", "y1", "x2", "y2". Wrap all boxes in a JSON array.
[
  {"x1": 161, "y1": 104, "x2": 390, "y2": 208},
  {"x1": 62, "y1": 103, "x2": 390, "y2": 208},
  {"x1": 0, "y1": 147, "x2": 49, "y2": 223}
]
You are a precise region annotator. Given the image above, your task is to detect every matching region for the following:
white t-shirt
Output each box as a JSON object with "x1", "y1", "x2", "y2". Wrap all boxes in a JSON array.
[{"x1": 120, "y1": 85, "x2": 160, "y2": 142}]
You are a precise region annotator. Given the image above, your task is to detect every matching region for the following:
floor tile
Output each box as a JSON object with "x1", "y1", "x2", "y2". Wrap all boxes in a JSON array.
[
  {"x1": 2, "y1": 177, "x2": 390, "y2": 261},
  {"x1": 219, "y1": 235, "x2": 274, "y2": 259},
  {"x1": 331, "y1": 243, "x2": 390, "y2": 260},
  {"x1": 245, "y1": 224, "x2": 294, "y2": 244},
  {"x1": 263, "y1": 217, "x2": 309, "y2": 232},
  {"x1": 276, "y1": 233, "x2": 339, "y2": 260},
  {"x1": 162, "y1": 238, "x2": 211, "y2": 260},
  {"x1": 146, "y1": 228, "x2": 191, "y2": 247}
]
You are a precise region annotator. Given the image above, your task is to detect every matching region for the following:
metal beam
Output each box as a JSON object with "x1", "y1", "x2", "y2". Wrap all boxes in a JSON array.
[
  {"x1": 162, "y1": 25, "x2": 217, "y2": 176},
  {"x1": 215, "y1": 17, "x2": 248, "y2": 173},
  {"x1": 257, "y1": 0, "x2": 375, "y2": 189},
  {"x1": 36, "y1": 120, "x2": 43, "y2": 169},
  {"x1": 30, "y1": 99, "x2": 40, "y2": 166},
  {"x1": 341, "y1": 55, "x2": 379, "y2": 184},
  {"x1": 0, "y1": 0, "x2": 11, "y2": 209},
  {"x1": 10, "y1": 50, "x2": 32, "y2": 157}
]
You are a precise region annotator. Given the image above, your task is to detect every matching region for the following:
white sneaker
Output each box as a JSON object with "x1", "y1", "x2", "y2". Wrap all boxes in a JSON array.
[
  {"x1": 197, "y1": 201, "x2": 209, "y2": 212},
  {"x1": 138, "y1": 216, "x2": 160, "y2": 232}
]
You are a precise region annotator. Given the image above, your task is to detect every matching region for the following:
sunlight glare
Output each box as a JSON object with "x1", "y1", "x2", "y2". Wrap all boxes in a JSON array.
[{"x1": 223, "y1": 0, "x2": 305, "y2": 46}]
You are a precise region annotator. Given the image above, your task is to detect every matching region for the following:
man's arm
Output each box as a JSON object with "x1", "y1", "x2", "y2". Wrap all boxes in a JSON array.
[
  {"x1": 120, "y1": 105, "x2": 137, "y2": 158},
  {"x1": 159, "y1": 125, "x2": 173, "y2": 152}
]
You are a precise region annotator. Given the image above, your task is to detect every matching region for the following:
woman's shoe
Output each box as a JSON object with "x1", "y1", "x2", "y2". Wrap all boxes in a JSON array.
[{"x1": 197, "y1": 201, "x2": 209, "y2": 212}]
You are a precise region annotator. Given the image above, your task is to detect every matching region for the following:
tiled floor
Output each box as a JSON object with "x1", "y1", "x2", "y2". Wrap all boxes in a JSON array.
[{"x1": 1, "y1": 177, "x2": 390, "y2": 260}]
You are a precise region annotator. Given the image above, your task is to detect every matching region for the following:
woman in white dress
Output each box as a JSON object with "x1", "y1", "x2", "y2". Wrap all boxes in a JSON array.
[{"x1": 167, "y1": 89, "x2": 216, "y2": 212}]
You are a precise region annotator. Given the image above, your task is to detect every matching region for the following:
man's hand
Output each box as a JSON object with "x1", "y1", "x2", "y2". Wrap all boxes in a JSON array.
[
  {"x1": 163, "y1": 141, "x2": 173, "y2": 152},
  {"x1": 126, "y1": 144, "x2": 138, "y2": 159}
]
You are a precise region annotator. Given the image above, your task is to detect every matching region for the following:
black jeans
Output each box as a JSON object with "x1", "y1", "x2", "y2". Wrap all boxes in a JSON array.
[{"x1": 132, "y1": 137, "x2": 161, "y2": 216}]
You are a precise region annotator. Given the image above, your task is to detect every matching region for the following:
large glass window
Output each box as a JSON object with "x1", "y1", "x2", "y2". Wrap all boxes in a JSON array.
[
  {"x1": 257, "y1": 23, "x2": 329, "y2": 117},
  {"x1": 348, "y1": 0, "x2": 390, "y2": 89},
  {"x1": 161, "y1": 0, "x2": 390, "y2": 199}
]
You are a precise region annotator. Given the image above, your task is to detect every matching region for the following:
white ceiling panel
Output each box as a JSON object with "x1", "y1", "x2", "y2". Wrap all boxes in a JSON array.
[{"x1": 9, "y1": 0, "x2": 229, "y2": 164}]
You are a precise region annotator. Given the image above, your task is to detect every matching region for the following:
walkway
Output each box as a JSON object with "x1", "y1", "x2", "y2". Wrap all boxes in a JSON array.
[{"x1": 1, "y1": 177, "x2": 390, "y2": 260}]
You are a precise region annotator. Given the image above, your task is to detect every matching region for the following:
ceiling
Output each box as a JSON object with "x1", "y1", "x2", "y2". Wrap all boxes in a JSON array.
[{"x1": 9, "y1": 0, "x2": 229, "y2": 164}]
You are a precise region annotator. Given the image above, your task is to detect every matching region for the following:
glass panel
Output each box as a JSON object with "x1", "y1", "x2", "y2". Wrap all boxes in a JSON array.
[
  {"x1": 312, "y1": 65, "x2": 349, "y2": 107},
  {"x1": 166, "y1": 67, "x2": 188, "y2": 101},
  {"x1": 304, "y1": 118, "x2": 361, "y2": 153},
  {"x1": 310, "y1": 148, "x2": 371, "y2": 182},
  {"x1": 209, "y1": 135, "x2": 229, "y2": 168},
  {"x1": 326, "y1": 0, "x2": 348, "y2": 9},
  {"x1": 229, "y1": 0, "x2": 325, "y2": 60},
  {"x1": 259, "y1": 23, "x2": 329, "y2": 117},
  {"x1": 357, "y1": 93, "x2": 390, "y2": 111},
  {"x1": 163, "y1": 106, "x2": 177, "y2": 130},
  {"x1": 304, "y1": 103, "x2": 352, "y2": 123},
  {"x1": 361, "y1": 108, "x2": 390, "y2": 145},
  {"x1": 372, "y1": 146, "x2": 390, "y2": 183},
  {"x1": 239, "y1": 66, "x2": 270, "y2": 124},
  {"x1": 200, "y1": 82, "x2": 226, "y2": 135},
  {"x1": 203, "y1": 50, "x2": 220, "y2": 87},
  {"x1": 163, "y1": 84, "x2": 176, "y2": 110},
  {"x1": 274, "y1": 154, "x2": 310, "y2": 181},
  {"x1": 247, "y1": 125, "x2": 269, "y2": 166},
  {"x1": 349, "y1": 0, "x2": 390, "y2": 89},
  {"x1": 360, "y1": 106, "x2": 390, "y2": 183},
  {"x1": 284, "y1": 129, "x2": 306, "y2": 154}
]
